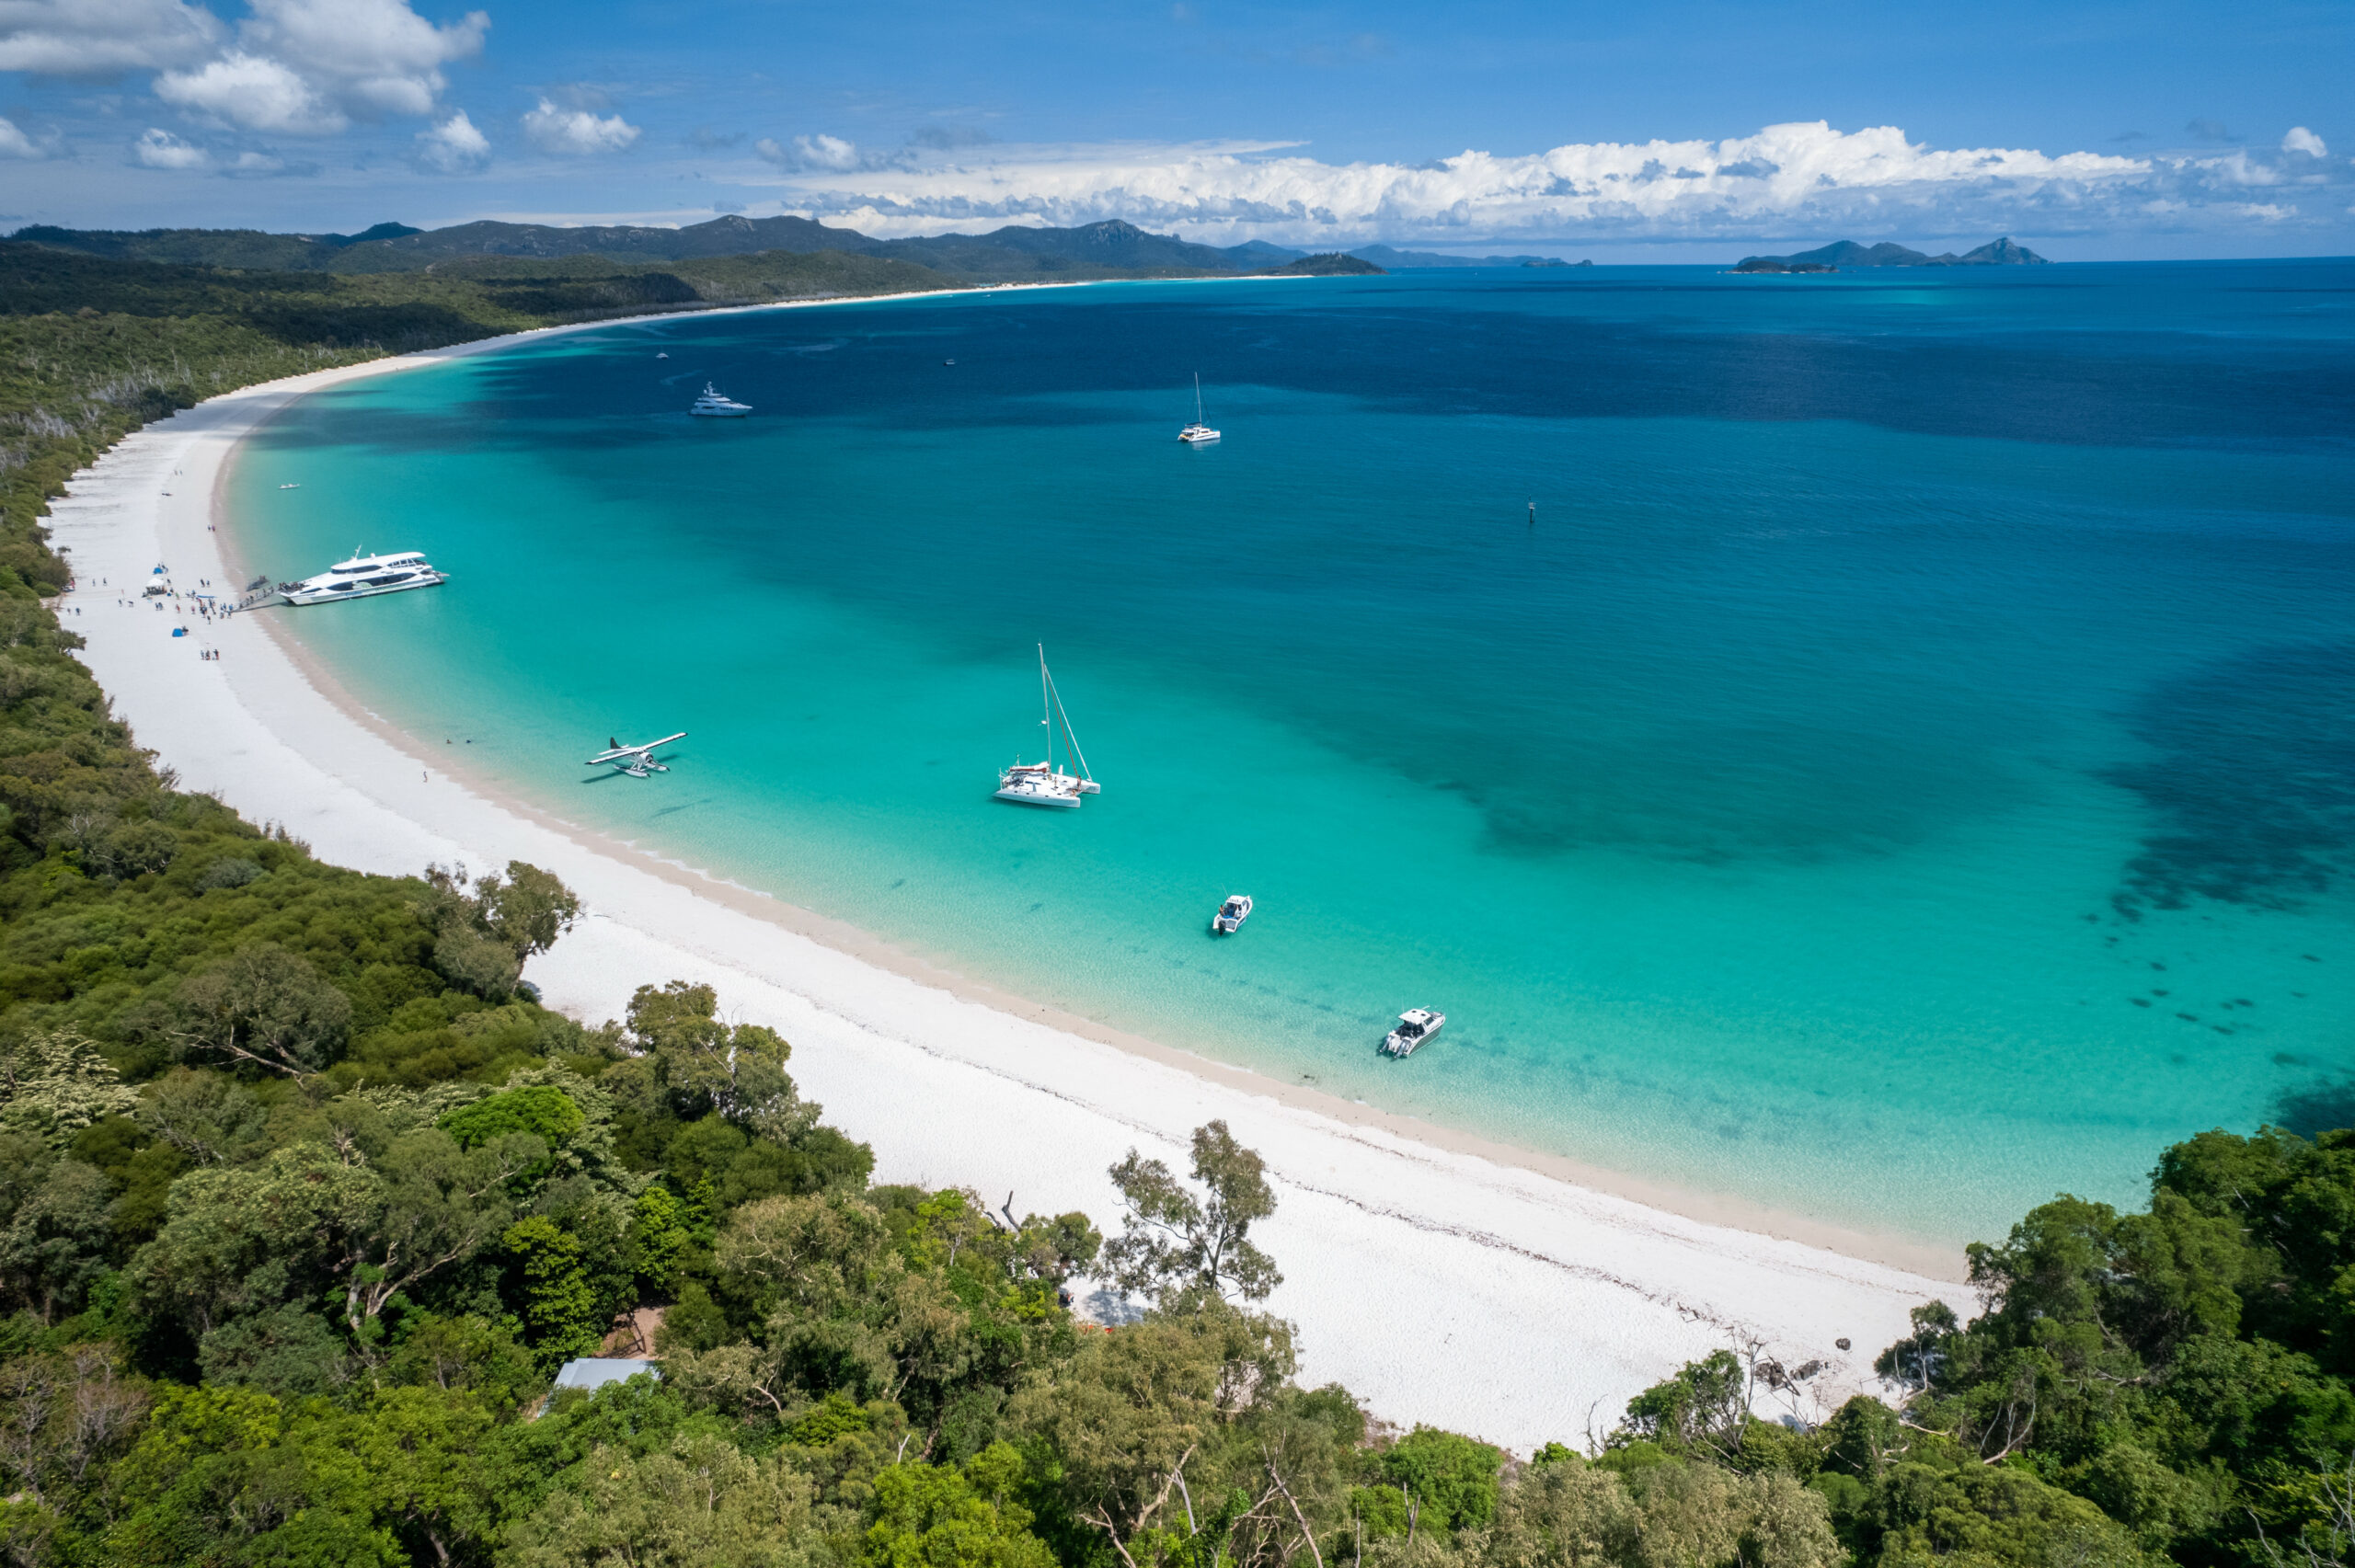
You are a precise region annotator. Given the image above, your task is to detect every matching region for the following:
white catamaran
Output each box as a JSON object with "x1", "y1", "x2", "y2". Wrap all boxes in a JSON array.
[
  {"x1": 994, "y1": 645, "x2": 1101, "y2": 808},
  {"x1": 1178, "y1": 373, "x2": 1220, "y2": 444}
]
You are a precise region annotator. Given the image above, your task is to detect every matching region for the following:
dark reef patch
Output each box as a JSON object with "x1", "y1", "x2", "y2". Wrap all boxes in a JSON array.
[
  {"x1": 2273, "y1": 1077, "x2": 2355, "y2": 1139},
  {"x1": 2106, "y1": 640, "x2": 2355, "y2": 914}
]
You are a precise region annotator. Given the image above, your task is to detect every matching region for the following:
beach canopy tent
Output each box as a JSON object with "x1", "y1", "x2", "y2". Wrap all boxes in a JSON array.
[{"x1": 551, "y1": 1357, "x2": 659, "y2": 1394}]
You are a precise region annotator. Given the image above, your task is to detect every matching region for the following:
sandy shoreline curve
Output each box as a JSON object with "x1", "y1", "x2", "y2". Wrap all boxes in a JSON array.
[{"x1": 46, "y1": 287, "x2": 1961, "y2": 1448}]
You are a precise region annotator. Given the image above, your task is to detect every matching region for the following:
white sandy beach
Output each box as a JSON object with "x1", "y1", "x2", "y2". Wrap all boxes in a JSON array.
[{"x1": 45, "y1": 309, "x2": 1964, "y2": 1450}]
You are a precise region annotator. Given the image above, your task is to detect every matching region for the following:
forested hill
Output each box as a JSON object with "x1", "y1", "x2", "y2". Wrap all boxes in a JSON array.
[
  {"x1": 0, "y1": 243, "x2": 2349, "y2": 1568},
  {"x1": 9, "y1": 214, "x2": 1331, "y2": 283}
]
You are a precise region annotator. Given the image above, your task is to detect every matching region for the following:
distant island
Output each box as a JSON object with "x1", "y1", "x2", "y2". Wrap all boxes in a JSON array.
[
  {"x1": 1347, "y1": 244, "x2": 1591, "y2": 269},
  {"x1": 1733, "y1": 236, "x2": 2050, "y2": 272},
  {"x1": 1266, "y1": 252, "x2": 1388, "y2": 276}
]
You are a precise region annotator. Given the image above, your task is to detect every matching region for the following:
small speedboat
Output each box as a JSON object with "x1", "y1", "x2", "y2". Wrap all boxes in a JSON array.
[
  {"x1": 690, "y1": 383, "x2": 752, "y2": 417},
  {"x1": 1382, "y1": 1009, "x2": 1445, "y2": 1058},
  {"x1": 1212, "y1": 894, "x2": 1253, "y2": 934}
]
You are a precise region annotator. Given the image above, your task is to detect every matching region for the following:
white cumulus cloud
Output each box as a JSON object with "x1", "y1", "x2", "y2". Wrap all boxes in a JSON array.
[
  {"x1": 2281, "y1": 126, "x2": 2327, "y2": 157},
  {"x1": 155, "y1": 49, "x2": 339, "y2": 133},
  {"x1": 0, "y1": 113, "x2": 45, "y2": 157},
  {"x1": 522, "y1": 96, "x2": 639, "y2": 155},
  {"x1": 79, "y1": 0, "x2": 482, "y2": 135},
  {"x1": 132, "y1": 126, "x2": 209, "y2": 168},
  {"x1": 759, "y1": 120, "x2": 2352, "y2": 246},
  {"x1": 756, "y1": 132, "x2": 862, "y2": 171},
  {"x1": 0, "y1": 0, "x2": 222, "y2": 74},
  {"x1": 415, "y1": 108, "x2": 488, "y2": 170},
  {"x1": 236, "y1": 0, "x2": 485, "y2": 120}
]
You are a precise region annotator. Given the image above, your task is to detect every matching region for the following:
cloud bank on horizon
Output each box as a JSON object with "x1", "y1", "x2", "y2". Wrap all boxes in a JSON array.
[
  {"x1": 766, "y1": 121, "x2": 2343, "y2": 246},
  {"x1": 0, "y1": 0, "x2": 2346, "y2": 251}
]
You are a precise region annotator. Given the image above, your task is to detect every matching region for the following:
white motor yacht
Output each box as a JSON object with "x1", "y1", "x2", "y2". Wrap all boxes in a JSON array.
[
  {"x1": 995, "y1": 645, "x2": 1101, "y2": 808},
  {"x1": 690, "y1": 383, "x2": 752, "y2": 417},
  {"x1": 1178, "y1": 372, "x2": 1220, "y2": 444},
  {"x1": 279, "y1": 549, "x2": 446, "y2": 606},
  {"x1": 1382, "y1": 1009, "x2": 1445, "y2": 1058},
  {"x1": 1212, "y1": 894, "x2": 1254, "y2": 934}
]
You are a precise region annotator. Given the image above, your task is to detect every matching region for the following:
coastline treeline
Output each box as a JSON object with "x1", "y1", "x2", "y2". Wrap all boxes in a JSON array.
[{"x1": 2, "y1": 250, "x2": 2350, "y2": 1568}]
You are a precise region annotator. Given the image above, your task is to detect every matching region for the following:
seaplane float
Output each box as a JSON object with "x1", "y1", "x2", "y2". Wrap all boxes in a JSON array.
[{"x1": 586, "y1": 731, "x2": 686, "y2": 779}]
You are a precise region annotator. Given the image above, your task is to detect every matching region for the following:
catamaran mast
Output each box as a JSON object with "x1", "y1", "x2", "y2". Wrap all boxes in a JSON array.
[
  {"x1": 1037, "y1": 644, "x2": 1055, "y2": 773},
  {"x1": 1194, "y1": 372, "x2": 1204, "y2": 424}
]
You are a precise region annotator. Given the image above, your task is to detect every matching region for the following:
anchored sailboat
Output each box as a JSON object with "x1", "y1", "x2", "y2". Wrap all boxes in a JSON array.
[
  {"x1": 1178, "y1": 373, "x2": 1221, "y2": 444},
  {"x1": 994, "y1": 645, "x2": 1101, "y2": 808}
]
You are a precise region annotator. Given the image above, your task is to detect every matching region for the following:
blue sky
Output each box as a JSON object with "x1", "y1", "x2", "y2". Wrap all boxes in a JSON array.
[{"x1": 1, "y1": 0, "x2": 2349, "y2": 257}]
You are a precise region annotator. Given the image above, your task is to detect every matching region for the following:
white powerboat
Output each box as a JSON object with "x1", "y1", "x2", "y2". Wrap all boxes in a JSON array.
[
  {"x1": 279, "y1": 549, "x2": 445, "y2": 606},
  {"x1": 1382, "y1": 1009, "x2": 1445, "y2": 1058},
  {"x1": 1212, "y1": 894, "x2": 1254, "y2": 934},
  {"x1": 1178, "y1": 372, "x2": 1220, "y2": 444},
  {"x1": 690, "y1": 383, "x2": 752, "y2": 417},
  {"x1": 995, "y1": 645, "x2": 1101, "y2": 808}
]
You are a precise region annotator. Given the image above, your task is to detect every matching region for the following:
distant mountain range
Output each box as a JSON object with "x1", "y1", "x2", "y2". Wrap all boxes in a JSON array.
[
  {"x1": 1732, "y1": 237, "x2": 2050, "y2": 272},
  {"x1": 5, "y1": 216, "x2": 1594, "y2": 283},
  {"x1": 7, "y1": 215, "x2": 1385, "y2": 283},
  {"x1": 15, "y1": 214, "x2": 2053, "y2": 285}
]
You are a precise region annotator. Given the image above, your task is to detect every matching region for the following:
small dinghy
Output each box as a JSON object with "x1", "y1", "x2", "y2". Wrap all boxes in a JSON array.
[
  {"x1": 1382, "y1": 1009, "x2": 1445, "y2": 1058},
  {"x1": 1212, "y1": 894, "x2": 1253, "y2": 934}
]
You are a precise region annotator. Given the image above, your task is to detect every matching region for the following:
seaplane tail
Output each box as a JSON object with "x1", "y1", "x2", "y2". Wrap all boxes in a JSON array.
[{"x1": 586, "y1": 731, "x2": 687, "y2": 777}]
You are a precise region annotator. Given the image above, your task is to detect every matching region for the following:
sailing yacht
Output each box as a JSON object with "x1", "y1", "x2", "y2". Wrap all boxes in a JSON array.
[
  {"x1": 1178, "y1": 373, "x2": 1220, "y2": 444},
  {"x1": 690, "y1": 383, "x2": 752, "y2": 418},
  {"x1": 994, "y1": 646, "x2": 1101, "y2": 808}
]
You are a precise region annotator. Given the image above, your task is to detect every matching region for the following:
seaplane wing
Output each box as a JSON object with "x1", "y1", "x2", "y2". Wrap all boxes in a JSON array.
[{"x1": 585, "y1": 731, "x2": 687, "y2": 768}]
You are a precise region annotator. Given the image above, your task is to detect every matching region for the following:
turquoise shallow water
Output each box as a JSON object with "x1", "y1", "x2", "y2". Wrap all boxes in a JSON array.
[{"x1": 229, "y1": 262, "x2": 2355, "y2": 1247}]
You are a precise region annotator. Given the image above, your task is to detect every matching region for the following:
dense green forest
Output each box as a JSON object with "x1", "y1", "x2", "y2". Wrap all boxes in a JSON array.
[{"x1": 1, "y1": 245, "x2": 2349, "y2": 1568}]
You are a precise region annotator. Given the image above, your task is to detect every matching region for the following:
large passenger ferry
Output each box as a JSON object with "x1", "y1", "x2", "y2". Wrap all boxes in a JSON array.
[{"x1": 279, "y1": 550, "x2": 446, "y2": 606}]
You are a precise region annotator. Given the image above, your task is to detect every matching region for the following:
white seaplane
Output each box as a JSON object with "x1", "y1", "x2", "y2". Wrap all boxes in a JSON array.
[{"x1": 586, "y1": 731, "x2": 686, "y2": 778}]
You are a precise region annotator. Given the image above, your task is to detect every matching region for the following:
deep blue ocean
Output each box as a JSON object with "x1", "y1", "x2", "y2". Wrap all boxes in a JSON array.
[{"x1": 232, "y1": 260, "x2": 2355, "y2": 1246}]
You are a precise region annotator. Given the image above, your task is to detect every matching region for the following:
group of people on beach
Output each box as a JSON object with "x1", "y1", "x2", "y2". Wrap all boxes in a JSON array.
[{"x1": 70, "y1": 573, "x2": 233, "y2": 654}]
